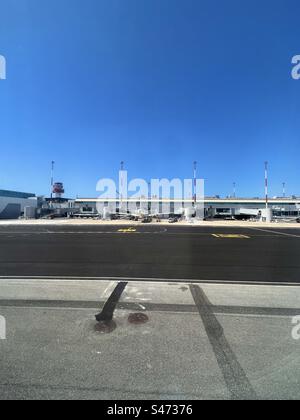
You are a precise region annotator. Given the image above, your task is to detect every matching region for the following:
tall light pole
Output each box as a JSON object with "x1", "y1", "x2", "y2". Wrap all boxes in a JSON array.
[
  {"x1": 265, "y1": 161, "x2": 269, "y2": 212},
  {"x1": 282, "y1": 182, "x2": 286, "y2": 198},
  {"x1": 193, "y1": 161, "x2": 197, "y2": 205},
  {"x1": 120, "y1": 161, "x2": 125, "y2": 210},
  {"x1": 51, "y1": 161, "x2": 55, "y2": 199},
  {"x1": 233, "y1": 182, "x2": 236, "y2": 198}
]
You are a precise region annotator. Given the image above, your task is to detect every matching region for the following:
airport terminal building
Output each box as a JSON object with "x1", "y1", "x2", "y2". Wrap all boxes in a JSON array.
[
  {"x1": 0, "y1": 189, "x2": 299, "y2": 220},
  {"x1": 74, "y1": 197, "x2": 300, "y2": 219},
  {"x1": 0, "y1": 190, "x2": 37, "y2": 219}
]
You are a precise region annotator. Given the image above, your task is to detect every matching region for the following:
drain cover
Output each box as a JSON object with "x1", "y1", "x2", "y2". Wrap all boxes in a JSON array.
[
  {"x1": 95, "y1": 320, "x2": 117, "y2": 334},
  {"x1": 128, "y1": 313, "x2": 149, "y2": 324}
]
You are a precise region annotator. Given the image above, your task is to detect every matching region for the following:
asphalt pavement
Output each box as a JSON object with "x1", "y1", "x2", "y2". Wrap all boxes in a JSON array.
[
  {"x1": 1, "y1": 224, "x2": 300, "y2": 399},
  {"x1": 0, "y1": 224, "x2": 299, "y2": 283}
]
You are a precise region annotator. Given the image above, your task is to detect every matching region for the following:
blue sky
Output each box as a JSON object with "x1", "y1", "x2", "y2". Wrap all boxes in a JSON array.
[{"x1": 0, "y1": 0, "x2": 300, "y2": 198}]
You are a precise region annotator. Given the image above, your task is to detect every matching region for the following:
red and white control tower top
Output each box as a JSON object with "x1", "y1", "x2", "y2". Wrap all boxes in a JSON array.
[{"x1": 52, "y1": 182, "x2": 65, "y2": 198}]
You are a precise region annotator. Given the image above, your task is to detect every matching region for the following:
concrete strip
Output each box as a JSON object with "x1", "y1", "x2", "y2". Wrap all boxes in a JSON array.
[
  {"x1": 2, "y1": 279, "x2": 300, "y2": 309},
  {"x1": 201, "y1": 283, "x2": 300, "y2": 309},
  {"x1": 0, "y1": 280, "x2": 300, "y2": 399},
  {"x1": 0, "y1": 219, "x2": 300, "y2": 229},
  {"x1": 0, "y1": 279, "x2": 117, "y2": 302},
  {"x1": 0, "y1": 306, "x2": 229, "y2": 400}
]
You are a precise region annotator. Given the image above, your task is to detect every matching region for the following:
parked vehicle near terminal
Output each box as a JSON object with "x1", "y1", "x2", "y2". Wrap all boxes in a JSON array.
[
  {"x1": 141, "y1": 216, "x2": 152, "y2": 223},
  {"x1": 168, "y1": 217, "x2": 179, "y2": 223}
]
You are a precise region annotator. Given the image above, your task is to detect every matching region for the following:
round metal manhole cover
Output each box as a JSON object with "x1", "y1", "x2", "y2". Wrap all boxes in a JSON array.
[
  {"x1": 94, "y1": 320, "x2": 117, "y2": 334},
  {"x1": 128, "y1": 313, "x2": 149, "y2": 324}
]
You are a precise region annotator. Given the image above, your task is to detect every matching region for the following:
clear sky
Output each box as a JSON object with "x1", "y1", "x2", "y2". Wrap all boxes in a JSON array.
[{"x1": 0, "y1": 0, "x2": 300, "y2": 198}]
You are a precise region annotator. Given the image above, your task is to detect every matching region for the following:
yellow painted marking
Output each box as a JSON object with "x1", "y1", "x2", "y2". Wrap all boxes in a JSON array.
[
  {"x1": 212, "y1": 234, "x2": 250, "y2": 239},
  {"x1": 118, "y1": 228, "x2": 137, "y2": 233}
]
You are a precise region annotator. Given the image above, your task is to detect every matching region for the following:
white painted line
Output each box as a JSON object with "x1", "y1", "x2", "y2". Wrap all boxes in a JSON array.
[
  {"x1": 218, "y1": 313, "x2": 295, "y2": 320},
  {"x1": 0, "y1": 305, "x2": 99, "y2": 312},
  {"x1": 0, "y1": 229, "x2": 168, "y2": 235},
  {"x1": 0, "y1": 276, "x2": 299, "y2": 287},
  {"x1": 248, "y1": 227, "x2": 300, "y2": 238},
  {"x1": 212, "y1": 234, "x2": 250, "y2": 239}
]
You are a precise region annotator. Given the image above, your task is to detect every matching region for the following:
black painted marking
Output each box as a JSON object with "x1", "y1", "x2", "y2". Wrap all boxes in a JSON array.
[
  {"x1": 190, "y1": 284, "x2": 257, "y2": 400},
  {"x1": 95, "y1": 281, "x2": 128, "y2": 322}
]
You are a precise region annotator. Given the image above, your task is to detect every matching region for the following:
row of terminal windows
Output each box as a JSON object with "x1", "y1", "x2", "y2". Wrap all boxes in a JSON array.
[{"x1": 273, "y1": 211, "x2": 299, "y2": 216}]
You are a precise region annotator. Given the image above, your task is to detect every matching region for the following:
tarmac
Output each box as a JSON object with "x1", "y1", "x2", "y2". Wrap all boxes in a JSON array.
[
  {"x1": 0, "y1": 278, "x2": 300, "y2": 400},
  {"x1": 0, "y1": 220, "x2": 299, "y2": 399},
  {"x1": 0, "y1": 222, "x2": 299, "y2": 282}
]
